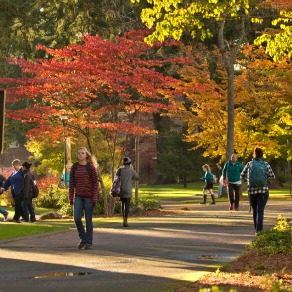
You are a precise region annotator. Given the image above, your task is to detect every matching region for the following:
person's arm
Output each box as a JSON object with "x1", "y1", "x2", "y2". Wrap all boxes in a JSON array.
[
  {"x1": 266, "y1": 163, "x2": 276, "y2": 180},
  {"x1": 241, "y1": 162, "x2": 250, "y2": 180},
  {"x1": 91, "y1": 165, "x2": 99, "y2": 206}
]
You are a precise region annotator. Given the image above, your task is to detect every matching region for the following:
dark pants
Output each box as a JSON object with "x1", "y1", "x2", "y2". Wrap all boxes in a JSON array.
[
  {"x1": 121, "y1": 198, "x2": 131, "y2": 219},
  {"x1": 249, "y1": 191, "x2": 269, "y2": 233},
  {"x1": 228, "y1": 183, "x2": 241, "y2": 209},
  {"x1": 13, "y1": 196, "x2": 23, "y2": 221},
  {"x1": 22, "y1": 198, "x2": 36, "y2": 222}
]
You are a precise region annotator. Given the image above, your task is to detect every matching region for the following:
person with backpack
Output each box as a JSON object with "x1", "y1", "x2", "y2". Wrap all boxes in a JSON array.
[
  {"x1": 118, "y1": 157, "x2": 139, "y2": 227},
  {"x1": 68, "y1": 147, "x2": 99, "y2": 250},
  {"x1": 222, "y1": 154, "x2": 244, "y2": 211},
  {"x1": 200, "y1": 164, "x2": 216, "y2": 205},
  {"x1": 241, "y1": 147, "x2": 275, "y2": 235}
]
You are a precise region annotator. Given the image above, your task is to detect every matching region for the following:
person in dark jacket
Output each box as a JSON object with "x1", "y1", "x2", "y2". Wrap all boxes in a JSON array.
[
  {"x1": 222, "y1": 154, "x2": 243, "y2": 211},
  {"x1": 1, "y1": 159, "x2": 24, "y2": 223},
  {"x1": 69, "y1": 147, "x2": 99, "y2": 250},
  {"x1": 241, "y1": 147, "x2": 275, "y2": 235},
  {"x1": 22, "y1": 162, "x2": 36, "y2": 223},
  {"x1": 118, "y1": 157, "x2": 139, "y2": 227}
]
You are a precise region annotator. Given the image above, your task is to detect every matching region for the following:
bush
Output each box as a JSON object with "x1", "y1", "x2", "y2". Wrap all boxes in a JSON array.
[{"x1": 247, "y1": 215, "x2": 292, "y2": 255}]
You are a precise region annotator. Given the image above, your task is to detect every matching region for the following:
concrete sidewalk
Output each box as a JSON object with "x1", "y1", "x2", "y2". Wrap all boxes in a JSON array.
[{"x1": 0, "y1": 200, "x2": 291, "y2": 292}]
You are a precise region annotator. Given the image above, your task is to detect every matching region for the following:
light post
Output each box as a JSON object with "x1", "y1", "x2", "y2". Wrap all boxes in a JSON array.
[{"x1": 60, "y1": 115, "x2": 68, "y2": 188}]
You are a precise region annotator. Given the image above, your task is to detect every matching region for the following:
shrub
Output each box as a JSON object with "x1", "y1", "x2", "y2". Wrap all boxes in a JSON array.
[{"x1": 247, "y1": 215, "x2": 292, "y2": 255}]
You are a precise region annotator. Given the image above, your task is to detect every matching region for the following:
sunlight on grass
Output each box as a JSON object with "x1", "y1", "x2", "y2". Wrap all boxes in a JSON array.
[{"x1": 0, "y1": 223, "x2": 69, "y2": 240}]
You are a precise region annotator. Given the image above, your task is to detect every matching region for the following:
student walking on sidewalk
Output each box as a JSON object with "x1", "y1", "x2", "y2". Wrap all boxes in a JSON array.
[
  {"x1": 241, "y1": 147, "x2": 275, "y2": 235},
  {"x1": 69, "y1": 147, "x2": 99, "y2": 250},
  {"x1": 200, "y1": 164, "x2": 216, "y2": 205}
]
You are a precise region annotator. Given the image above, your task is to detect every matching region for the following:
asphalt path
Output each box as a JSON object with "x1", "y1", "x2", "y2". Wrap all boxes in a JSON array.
[{"x1": 0, "y1": 199, "x2": 291, "y2": 292}]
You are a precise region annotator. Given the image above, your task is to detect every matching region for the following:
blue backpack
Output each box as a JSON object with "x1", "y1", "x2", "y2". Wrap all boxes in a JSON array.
[{"x1": 248, "y1": 159, "x2": 268, "y2": 187}]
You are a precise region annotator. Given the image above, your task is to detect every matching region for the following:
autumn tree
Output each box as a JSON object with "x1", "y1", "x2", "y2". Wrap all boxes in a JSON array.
[
  {"x1": 0, "y1": 30, "x2": 196, "y2": 214},
  {"x1": 130, "y1": 0, "x2": 291, "y2": 161}
]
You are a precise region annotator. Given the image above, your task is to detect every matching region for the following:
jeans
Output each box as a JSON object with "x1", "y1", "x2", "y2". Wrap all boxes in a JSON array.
[
  {"x1": 217, "y1": 183, "x2": 223, "y2": 197},
  {"x1": 0, "y1": 207, "x2": 8, "y2": 217},
  {"x1": 121, "y1": 198, "x2": 131, "y2": 219},
  {"x1": 74, "y1": 196, "x2": 94, "y2": 245},
  {"x1": 228, "y1": 183, "x2": 241, "y2": 209},
  {"x1": 22, "y1": 197, "x2": 36, "y2": 222},
  {"x1": 249, "y1": 191, "x2": 269, "y2": 233}
]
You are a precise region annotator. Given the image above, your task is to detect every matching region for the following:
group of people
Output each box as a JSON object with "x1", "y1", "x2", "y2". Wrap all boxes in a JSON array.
[
  {"x1": 68, "y1": 147, "x2": 138, "y2": 250},
  {"x1": 200, "y1": 146, "x2": 275, "y2": 235},
  {"x1": 0, "y1": 159, "x2": 36, "y2": 223},
  {"x1": 1, "y1": 145, "x2": 274, "y2": 248}
]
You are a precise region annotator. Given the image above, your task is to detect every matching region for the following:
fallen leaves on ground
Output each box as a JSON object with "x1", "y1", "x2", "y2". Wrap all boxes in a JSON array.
[{"x1": 177, "y1": 251, "x2": 292, "y2": 291}]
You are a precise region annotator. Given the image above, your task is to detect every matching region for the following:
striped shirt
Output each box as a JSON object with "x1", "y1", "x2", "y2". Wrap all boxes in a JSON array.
[
  {"x1": 241, "y1": 160, "x2": 275, "y2": 195},
  {"x1": 68, "y1": 164, "x2": 99, "y2": 205}
]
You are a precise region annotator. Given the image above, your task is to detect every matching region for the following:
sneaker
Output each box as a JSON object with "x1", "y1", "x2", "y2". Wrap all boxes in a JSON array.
[
  {"x1": 200, "y1": 202, "x2": 206, "y2": 205},
  {"x1": 4, "y1": 213, "x2": 8, "y2": 221},
  {"x1": 229, "y1": 204, "x2": 234, "y2": 210},
  {"x1": 85, "y1": 245, "x2": 92, "y2": 250},
  {"x1": 77, "y1": 241, "x2": 86, "y2": 249},
  {"x1": 209, "y1": 201, "x2": 216, "y2": 205}
]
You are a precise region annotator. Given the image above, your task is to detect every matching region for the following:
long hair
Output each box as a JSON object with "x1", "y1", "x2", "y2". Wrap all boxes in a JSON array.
[
  {"x1": 78, "y1": 147, "x2": 98, "y2": 169},
  {"x1": 202, "y1": 164, "x2": 211, "y2": 172}
]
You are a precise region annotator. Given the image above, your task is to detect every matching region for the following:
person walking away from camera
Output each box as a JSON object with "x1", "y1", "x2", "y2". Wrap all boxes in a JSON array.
[
  {"x1": 222, "y1": 154, "x2": 243, "y2": 211},
  {"x1": 200, "y1": 164, "x2": 216, "y2": 205},
  {"x1": 119, "y1": 157, "x2": 139, "y2": 227},
  {"x1": 1, "y1": 159, "x2": 24, "y2": 223},
  {"x1": 69, "y1": 147, "x2": 99, "y2": 250},
  {"x1": 22, "y1": 162, "x2": 36, "y2": 223},
  {"x1": 241, "y1": 147, "x2": 275, "y2": 235},
  {"x1": 0, "y1": 174, "x2": 9, "y2": 221},
  {"x1": 216, "y1": 163, "x2": 223, "y2": 197}
]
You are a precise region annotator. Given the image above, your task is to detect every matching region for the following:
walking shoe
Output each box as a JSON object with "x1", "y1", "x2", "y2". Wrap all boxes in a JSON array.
[
  {"x1": 77, "y1": 241, "x2": 86, "y2": 249},
  {"x1": 235, "y1": 208, "x2": 239, "y2": 211},
  {"x1": 229, "y1": 204, "x2": 234, "y2": 210},
  {"x1": 199, "y1": 202, "x2": 206, "y2": 205},
  {"x1": 209, "y1": 202, "x2": 216, "y2": 205},
  {"x1": 123, "y1": 218, "x2": 129, "y2": 227},
  {"x1": 4, "y1": 213, "x2": 8, "y2": 221},
  {"x1": 85, "y1": 245, "x2": 92, "y2": 250}
]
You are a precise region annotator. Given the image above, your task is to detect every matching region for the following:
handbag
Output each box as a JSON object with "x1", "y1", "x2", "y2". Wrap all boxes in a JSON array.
[
  {"x1": 219, "y1": 173, "x2": 229, "y2": 186},
  {"x1": 58, "y1": 178, "x2": 66, "y2": 189}
]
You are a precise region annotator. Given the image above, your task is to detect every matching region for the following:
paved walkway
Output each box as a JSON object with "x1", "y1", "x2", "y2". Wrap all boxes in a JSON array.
[{"x1": 0, "y1": 199, "x2": 291, "y2": 292}]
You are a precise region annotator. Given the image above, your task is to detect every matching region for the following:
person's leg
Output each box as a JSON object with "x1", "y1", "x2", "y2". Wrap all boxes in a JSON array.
[
  {"x1": 249, "y1": 192, "x2": 258, "y2": 232},
  {"x1": 0, "y1": 207, "x2": 8, "y2": 220},
  {"x1": 234, "y1": 184, "x2": 241, "y2": 210},
  {"x1": 74, "y1": 196, "x2": 86, "y2": 245},
  {"x1": 255, "y1": 191, "x2": 269, "y2": 233},
  {"x1": 122, "y1": 198, "x2": 131, "y2": 227},
  {"x1": 217, "y1": 183, "x2": 223, "y2": 197},
  {"x1": 13, "y1": 197, "x2": 22, "y2": 221},
  {"x1": 28, "y1": 199, "x2": 36, "y2": 222},
  {"x1": 228, "y1": 184, "x2": 235, "y2": 210},
  {"x1": 22, "y1": 198, "x2": 29, "y2": 222},
  {"x1": 200, "y1": 187, "x2": 207, "y2": 204},
  {"x1": 83, "y1": 198, "x2": 94, "y2": 246}
]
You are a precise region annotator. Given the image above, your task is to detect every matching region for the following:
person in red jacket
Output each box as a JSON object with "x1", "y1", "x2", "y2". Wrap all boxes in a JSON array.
[{"x1": 69, "y1": 147, "x2": 99, "y2": 250}]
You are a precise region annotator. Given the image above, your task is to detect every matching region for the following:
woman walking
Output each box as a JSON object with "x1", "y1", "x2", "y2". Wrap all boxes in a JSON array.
[
  {"x1": 22, "y1": 162, "x2": 36, "y2": 223},
  {"x1": 69, "y1": 147, "x2": 99, "y2": 250},
  {"x1": 222, "y1": 154, "x2": 243, "y2": 211},
  {"x1": 241, "y1": 147, "x2": 275, "y2": 234},
  {"x1": 119, "y1": 157, "x2": 139, "y2": 227},
  {"x1": 200, "y1": 164, "x2": 216, "y2": 205}
]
